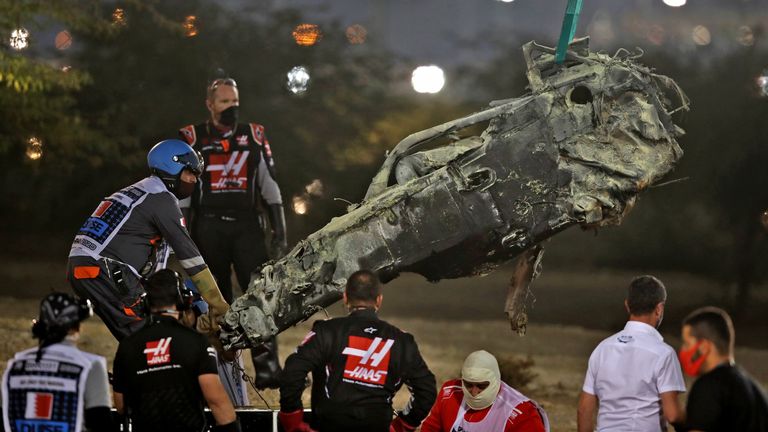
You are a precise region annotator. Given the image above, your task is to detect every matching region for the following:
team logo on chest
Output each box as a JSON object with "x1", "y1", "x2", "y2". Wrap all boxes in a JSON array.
[
  {"x1": 206, "y1": 151, "x2": 250, "y2": 191},
  {"x1": 236, "y1": 134, "x2": 249, "y2": 147},
  {"x1": 342, "y1": 336, "x2": 394, "y2": 386},
  {"x1": 144, "y1": 337, "x2": 172, "y2": 365}
]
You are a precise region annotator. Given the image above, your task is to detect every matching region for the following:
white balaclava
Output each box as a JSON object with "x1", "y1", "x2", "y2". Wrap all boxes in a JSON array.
[{"x1": 461, "y1": 350, "x2": 501, "y2": 410}]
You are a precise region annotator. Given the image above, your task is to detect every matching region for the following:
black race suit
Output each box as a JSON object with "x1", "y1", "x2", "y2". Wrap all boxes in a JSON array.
[
  {"x1": 112, "y1": 315, "x2": 219, "y2": 432},
  {"x1": 280, "y1": 308, "x2": 437, "y2": 432},
  {"x1": 178, "y1": 122, "x2": 282, "y2": 303}
]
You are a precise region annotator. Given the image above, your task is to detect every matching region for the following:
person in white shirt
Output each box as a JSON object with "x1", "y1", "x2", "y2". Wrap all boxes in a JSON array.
[{"x1": 577, "y1": 275, "x2": 685, "y2": 432}]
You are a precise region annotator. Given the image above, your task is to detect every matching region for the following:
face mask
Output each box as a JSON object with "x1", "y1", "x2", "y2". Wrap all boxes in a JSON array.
[
  {"x1": 175, "y1": 178, "x2": 196, "y2": 199},
  {"x1": 219, "y1": 105, "x2": 239, "y2": 127},
  {"x1": 679, "y1": 340, "x2": 706, "y2": 377},
  {"x1": 461, "y1": 350, "x2": 501, "y2": 410},
  {"x1": 462, "y1": 379, "x2": 500, "y2": 410}
]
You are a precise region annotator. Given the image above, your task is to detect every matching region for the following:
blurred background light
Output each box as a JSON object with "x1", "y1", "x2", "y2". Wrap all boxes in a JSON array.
[
  {"x1": 112, "y1": 8, "x2": 127, "y2": 27},
  {"x1": 10, "y1": 28, "x2": 29, "y2": 50},
  {"x1": 287, "y1": 66, "x2": 310, "y2": 94},
  {"x1": 55, "y1": 30, "x2": 73, "y2": 50},
  {"x1": 692, "y1": 25, "x2": 711, "y2": 46},
  {"x1": 738, "y1": 25, "x2": 754, "y2": 46},
  {"x1": 758, "y1": 72, "x2": 768, "y2": 97},
  {"x1": 292, "y1": 195, "x2": 309, "y2": 215},
  {"x1": 646, "y1": 24, "x2": 666, "y2": 46},
  {"x1": 662, "y1": 0, "x2": 686, "y2": 7},
  {"x1": 293, "y1": 23, "x2": 322, "y2": 46},
  {"x1": 345, "y1": 24, "x2": 367, "y2": 44},
  {"x1": 183, "y1": 15, "x2": 198, "y2": 37},
  {"x1": 305, "y1": 179, "x2": 324, "y2": 197},
  {"x1": 26, "y1": 137, "x2": 43, "y2": 160},
  {"x1": 411, "y1": 65, "x2": 445, "y2": 94}
]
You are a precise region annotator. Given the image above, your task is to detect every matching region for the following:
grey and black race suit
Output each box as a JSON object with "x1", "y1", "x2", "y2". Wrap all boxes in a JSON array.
[{"x1": 67, "y1": 176, "x2": 208, "y2": 339}]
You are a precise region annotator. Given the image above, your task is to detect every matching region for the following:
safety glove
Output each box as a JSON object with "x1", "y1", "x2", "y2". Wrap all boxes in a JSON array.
[
  {"x1": 189, "y1": 267, "x2": 229, "y2": 332},
  {"x1": 267, "y1": 204, "x2": 288, "y2": 258},
  {"x1": 278, "y1": 409, "x2": 316, "y2": 432},
  {"x1": 390, "y1": 416, "x2": 418, "y2": 432}
]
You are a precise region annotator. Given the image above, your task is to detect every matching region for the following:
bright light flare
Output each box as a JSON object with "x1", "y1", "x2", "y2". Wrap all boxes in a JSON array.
[
  {"x1": 662, "y1": 0, "x2": 686, "y2": 7},
  {"x1": 292, "y1": 195, "x2": 309, "y2": 215},
  {"x1": 293, "y1": 24, "x2": 322, "y2": 46},
  {"x1": 758, "y1": 72, "x2": 768, "y2": 97},
  {"x1": 411, "y1": 65, "x2": 445, "y2": 94},
  {"x1": 184, "y1": 16, "x2": 198, "y2": 37},
  {"x1": 26, "y1": 137, "x2": 43, "y2": 160},
  {"x1": 10, "y1": 28, "x2": 29, "y2": 50},
  {"x1": 112, "y1": 8, "x2": 127, "y2": 27},
  {"x1": 287, "y1": 66, "x2": 310, "y2": 94}
]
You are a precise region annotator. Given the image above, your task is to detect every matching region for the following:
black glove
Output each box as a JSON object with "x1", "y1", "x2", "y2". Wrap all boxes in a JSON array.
[
  {"x1": 267, "y1": 204, "x2": 288, "y2": 258},
  {"x1": 213, "y1": 419, "x2": 242, "y2": 432}
]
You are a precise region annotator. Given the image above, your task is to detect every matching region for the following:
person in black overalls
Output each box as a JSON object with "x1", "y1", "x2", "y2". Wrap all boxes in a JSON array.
[
  {"x1": 179, "y1": 77, "x2": 287, "y2": 389},
  {"x1": 112, "y1": 269, "x2": 241, "y2": 432},
  {"x1": 279, "y1": 270, "x2": 437, "y2": 432}
]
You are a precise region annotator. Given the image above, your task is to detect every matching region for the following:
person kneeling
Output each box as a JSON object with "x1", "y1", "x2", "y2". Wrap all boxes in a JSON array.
[{"x1": 421, "y1": 350, "x2": 549, "y2": 432}]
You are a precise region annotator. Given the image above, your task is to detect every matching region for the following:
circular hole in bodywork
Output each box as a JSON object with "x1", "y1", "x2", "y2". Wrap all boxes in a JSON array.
[{"x1": 569, "y1": 85, "x2": 593, "y2": 104}]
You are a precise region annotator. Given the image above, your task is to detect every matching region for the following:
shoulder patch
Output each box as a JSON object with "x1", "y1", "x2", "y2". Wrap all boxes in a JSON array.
[
  {"x1": 249, "y1": 123, "x2": 265, "y2": 146},
  {"x1": 180, "y1": 125, "x2": 197, "y2": 146}
]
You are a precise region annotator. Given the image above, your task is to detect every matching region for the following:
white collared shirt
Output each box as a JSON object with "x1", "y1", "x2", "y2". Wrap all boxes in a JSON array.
[{"x1": 583, "y1": 321, "x2": 686, "y2": 432}]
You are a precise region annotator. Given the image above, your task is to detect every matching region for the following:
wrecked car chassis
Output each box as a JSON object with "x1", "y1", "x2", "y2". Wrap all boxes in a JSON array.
[{"x1": 220, "y1": 39, "x2": 688, "y2": 350}]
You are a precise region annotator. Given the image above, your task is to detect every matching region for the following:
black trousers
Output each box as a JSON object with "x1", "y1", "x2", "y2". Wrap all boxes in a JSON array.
[{"x1": 193, "y1": 213, "x2": 267, "y2": 303}]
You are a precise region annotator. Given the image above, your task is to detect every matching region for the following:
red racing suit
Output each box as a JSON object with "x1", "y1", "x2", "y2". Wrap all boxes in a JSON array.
[{"x1": 421, "y1": 379, "x2": 549, "y2": 432}]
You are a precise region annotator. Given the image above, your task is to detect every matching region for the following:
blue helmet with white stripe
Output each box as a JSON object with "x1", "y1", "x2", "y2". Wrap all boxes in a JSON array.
[{"x1": 147, "y1": 139, "x2": 203, "y2": 197}]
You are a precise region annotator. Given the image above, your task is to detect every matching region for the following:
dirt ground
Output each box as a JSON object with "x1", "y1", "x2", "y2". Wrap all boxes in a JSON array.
[{"x1": 1, "y1": 258, "x2": 767, "y2": 432}]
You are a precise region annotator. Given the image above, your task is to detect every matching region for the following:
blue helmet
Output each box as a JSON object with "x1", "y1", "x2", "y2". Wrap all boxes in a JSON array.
[{"x1": 147, "y1": 139, "x2": 203, "y2": 197}]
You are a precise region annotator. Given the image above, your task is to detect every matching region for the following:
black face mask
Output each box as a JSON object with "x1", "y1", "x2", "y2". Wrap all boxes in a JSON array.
[
  {"x1": 219, "y1": 105, "x2": 239, "y2": 127},
  {"x1": 175, "y1": 179, "x2": 196, "y2": 199}
]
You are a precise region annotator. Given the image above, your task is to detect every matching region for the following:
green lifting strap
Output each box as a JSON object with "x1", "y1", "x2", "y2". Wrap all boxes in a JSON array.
[{"x1": 555, "y1": 0, "x2": 583, "y2": 64}]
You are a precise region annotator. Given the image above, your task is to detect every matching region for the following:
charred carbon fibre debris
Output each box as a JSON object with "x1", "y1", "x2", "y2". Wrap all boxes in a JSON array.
[{"x1": 220, "y1": 38, "x2": 689, "y2": 350}]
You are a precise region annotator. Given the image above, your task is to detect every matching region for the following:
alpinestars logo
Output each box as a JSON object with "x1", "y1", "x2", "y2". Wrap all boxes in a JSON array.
[
  {"x1": 206, "y1": 151, "x2": 250, "y2": 190},
  {"x1": 144, "y1": 337, "x2": 172, "y2": 365},
  {"x1": 342, "y1": 336, "x2": 394, "y2": 386}
]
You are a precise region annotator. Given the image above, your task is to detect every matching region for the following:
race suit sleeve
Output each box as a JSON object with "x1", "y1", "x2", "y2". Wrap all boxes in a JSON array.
[
  {"x1": 280, "y1": 323, "x2": 326, "y2": 412},
  {"x1": 420, "y1": 382, "x2": 450, "y2": 432},
  {"x1": 255, "y1": 156, "x2": 283, "y2": 205},
  {"x1": 84, "y1": 357, "x2": 112, "y2": 409},
  {"x1": 147, "y1": 193, "x2": 207, "y2": 276},
  {"x1": 397, "y1": 333, "x2": 437, "y2": 427},
  {"x1": 195, "y1": 333, "x2": 220, "y2": 376}
]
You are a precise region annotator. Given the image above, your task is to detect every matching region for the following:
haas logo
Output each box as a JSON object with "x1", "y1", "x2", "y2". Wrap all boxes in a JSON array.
[
  {"x1": 342, "y1": 336, "x2": 394, "y2": 386},
  {"x1": 206, "y1": 151, "x2": 250, "y2": 190},
  {"x1": 144, "y1": 337, "x2": 172, "y2": 365}
]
